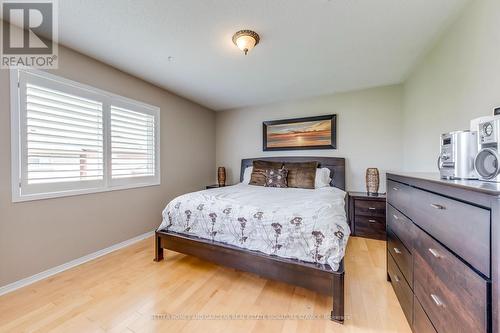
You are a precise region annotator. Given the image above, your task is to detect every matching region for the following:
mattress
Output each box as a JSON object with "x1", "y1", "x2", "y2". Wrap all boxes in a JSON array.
[{"x1": 157, "y1": 183, "x2": 350, "y2": 270}]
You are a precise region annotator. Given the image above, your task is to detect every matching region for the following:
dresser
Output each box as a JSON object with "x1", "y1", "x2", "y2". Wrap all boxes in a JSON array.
[
  {"x1": 386, "y1": 173, "x2": 500, "y2": 333},
  {"x1": 349, "y1": 192, "x2": 386, "y2": 240}
]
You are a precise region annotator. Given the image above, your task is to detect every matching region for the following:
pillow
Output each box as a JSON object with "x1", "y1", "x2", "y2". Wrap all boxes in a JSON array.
[
  {"x1": 264, "y1": 168, "x2": 288, "y2": 188},
  {"x1": 283, "y1": 161, "x2": 319, "y2": 189},
  {"x1": 249, "y1": 160, "x2": 283, "y2": 186},
  {"x1": 242, "y1": 166, "x2": 253, "y2": 184},
  {"x1": 315, "y1": 167, "x2": 332, "y2": 188}
]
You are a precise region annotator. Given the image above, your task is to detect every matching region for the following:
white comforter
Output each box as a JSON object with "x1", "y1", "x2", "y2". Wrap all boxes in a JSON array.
[{"x1": 158, "y1": 184, "x2": 349, "y2": 270}]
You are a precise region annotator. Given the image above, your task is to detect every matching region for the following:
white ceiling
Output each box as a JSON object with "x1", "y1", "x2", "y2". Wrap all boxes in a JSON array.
[{"x1": 57, "y1": 0, "x2": 469, "y2": 111}]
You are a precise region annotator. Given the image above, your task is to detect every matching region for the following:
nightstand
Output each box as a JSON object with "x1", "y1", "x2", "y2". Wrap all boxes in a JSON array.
[
  {"x1": 348, "y1": 192, "x2": 386, "y2": 240},
  {"x1": 206, "y1": 184, "x2": 230, "y2": 189}
]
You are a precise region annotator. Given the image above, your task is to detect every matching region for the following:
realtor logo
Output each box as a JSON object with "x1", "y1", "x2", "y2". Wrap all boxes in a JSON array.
[{"x1": 1, "y1": 0, "x2": 58, "y2": 68}]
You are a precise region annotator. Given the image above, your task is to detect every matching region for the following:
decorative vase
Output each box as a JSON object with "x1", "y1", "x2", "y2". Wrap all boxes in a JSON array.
[
  {"x1": 217, "y1": 167, "x2": 226, "y2": 187},
  {"x1": 366, "y1": 168, "x2": 379, "y2": 195}
]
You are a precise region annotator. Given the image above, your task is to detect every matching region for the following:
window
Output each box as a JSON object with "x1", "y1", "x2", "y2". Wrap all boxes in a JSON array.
[
  {"x1": 111, "y1": 105, "x2": 156, "y2": 180},
  {"x1": 11, "y1": 69, "x2": 160, "y2": 202}
]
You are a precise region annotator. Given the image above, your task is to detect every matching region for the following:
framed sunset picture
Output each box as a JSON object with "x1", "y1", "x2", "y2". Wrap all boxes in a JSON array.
[{"x1": 263, "y1": 114, "x2": 337, "y2": 151}]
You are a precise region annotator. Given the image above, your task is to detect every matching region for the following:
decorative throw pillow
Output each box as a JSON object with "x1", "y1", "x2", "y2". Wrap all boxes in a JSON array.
[
  {"x1": 249, "y1": 160, "x2": 283, "y2": 186},
  {"x1": 283, "y1": 161, "x2": 319, "y2": 189},
  {"x1": 264, "y1": 168, "x2": 288, "y2": 188}
]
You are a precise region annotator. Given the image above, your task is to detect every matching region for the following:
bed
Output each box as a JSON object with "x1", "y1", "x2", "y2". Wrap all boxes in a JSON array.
[{"x1": 154, "y1": 157, "x2": 348, "y2": 323}]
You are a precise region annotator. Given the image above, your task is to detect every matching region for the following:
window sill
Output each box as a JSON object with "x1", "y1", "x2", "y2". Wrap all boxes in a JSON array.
[{"x1": 12, "y1": 181, "x2": 161, "y2": 203}]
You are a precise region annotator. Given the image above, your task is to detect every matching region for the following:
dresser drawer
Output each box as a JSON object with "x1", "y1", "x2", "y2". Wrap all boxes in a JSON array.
[
  {"x1": 388, "y1": 253, "x2": 413, "y2": 325},
  {"x1": 387, "y1": 204, "x2": 414, "y2": 252},
  {"x1": 413, "y1": 295, "x2": 437, "y2": 333},
  {"x1": 387, "y1": 228, "x2": 412, "y2": 286},
  {"x1": 411, "y1": 187, "x2": 490, "y2": 276},
  {"x1": 387, "y1": 180, "x2": 412, "y2": 217},
  {"x1": 414, "y1": 227, "x2": 488, "y2": 333},
  {"x1": 354, "y1": 199, "x2": 386, "y2": 217},
  {"x1": 355, "y1": 215, "x2": 386, "y2": 240}
]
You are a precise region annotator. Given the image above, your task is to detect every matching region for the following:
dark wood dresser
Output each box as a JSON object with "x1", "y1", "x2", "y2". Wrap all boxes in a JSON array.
[
  {"x1": 386, "y1": 172, "x2": 500, "y2": 333},
  {"x1": 349, "y1": 192, "x2": 386, "y2": 240}
]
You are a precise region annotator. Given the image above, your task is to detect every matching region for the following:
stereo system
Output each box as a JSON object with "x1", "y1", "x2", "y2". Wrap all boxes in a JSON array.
[
  {"x1": 438, "y1": 110, "x2": 500, "y2": 182},
  {"x1": 438, "y1": 131, "x2": 478, "y2": 180}
]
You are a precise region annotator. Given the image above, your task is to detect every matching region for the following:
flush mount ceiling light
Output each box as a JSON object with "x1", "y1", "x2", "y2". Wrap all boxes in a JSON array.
[{"x1": 232, "y1": 30, "x2": 260, "y2": 55}]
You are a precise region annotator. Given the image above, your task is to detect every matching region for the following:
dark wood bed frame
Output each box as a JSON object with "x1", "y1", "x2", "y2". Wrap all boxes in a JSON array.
[{"x1": 154, "y1": 156, "x2": 347, "y2": 323}]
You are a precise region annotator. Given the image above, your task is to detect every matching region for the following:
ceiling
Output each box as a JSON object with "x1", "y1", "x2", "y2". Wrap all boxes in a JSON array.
[{"x1": 57, "y1": 0, "x2": 469, "y2": 110}]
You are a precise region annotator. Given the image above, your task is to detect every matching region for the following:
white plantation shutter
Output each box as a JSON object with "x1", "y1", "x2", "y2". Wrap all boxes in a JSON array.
[
  {"x1": 26, "y1": 84, "x2": 104, "y2": 185},
  {"x1": 111, "y1": 105, "x2": 156, "y2": 180},
  {"x1": 11, "y1": 69, "x2": 160, "y2": 202}
]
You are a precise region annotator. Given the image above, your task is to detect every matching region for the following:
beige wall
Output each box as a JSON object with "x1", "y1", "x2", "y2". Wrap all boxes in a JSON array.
[
  {"x1": 0, "y1": 46, "x2": 216, "y2": 287},
  {"x1": 216, "y1": 85, "x2": 403, "y2": 192},
  {"x1": 402, "y1": 0, "x2": 500, "y2": 171}
]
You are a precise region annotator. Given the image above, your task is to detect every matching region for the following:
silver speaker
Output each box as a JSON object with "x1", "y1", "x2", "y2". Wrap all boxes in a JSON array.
[
  {"x1": 438, "y1": 131, "x2": 478, "y2": 180},
  {"x1": 475, "y1": 119, "x2": 500, "y2": 182}
]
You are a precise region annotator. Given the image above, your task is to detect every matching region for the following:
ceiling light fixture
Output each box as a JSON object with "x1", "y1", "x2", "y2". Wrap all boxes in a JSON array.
[{"x1": 232, "y1": 30, "x2": 260, "y2": 55}]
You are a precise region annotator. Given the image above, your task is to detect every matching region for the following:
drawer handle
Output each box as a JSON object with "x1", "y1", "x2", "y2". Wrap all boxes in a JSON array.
[
  {"x1": 430, "y1": 203, "x2": 446, "y2": 210},
  {"x1": 430, "y1": 294, "x2": 445, "y2": 307},
  {"x1": 368, "y1": 219, "x2": 377, "y2": 223},
  {"x1": 428, "y1": 248, "x2": 441, "y2": 258},
  {"x1": 393, "y1": 274, "x2": 400, "y2": 283},
  {"x1": 392, "y1": 214, "x2": 399, "y2": 220},
  {"x1": 368, "y1": 207, "x2": 376, "y2": 210},
  {"x1": 393, "y1": 247, "x2": 402, "y2": 254},
  {"x1": 392, "y1": 187, "x2": 399, "y2": 191}
]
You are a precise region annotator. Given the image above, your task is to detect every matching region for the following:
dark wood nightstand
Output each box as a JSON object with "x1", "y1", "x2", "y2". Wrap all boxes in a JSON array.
[
  {"x1": 206, "y1": 184, "x2": 231, "y2": 189},
  {"x1": 349, "y1": 192, "x2": 386, "y2": 240}
]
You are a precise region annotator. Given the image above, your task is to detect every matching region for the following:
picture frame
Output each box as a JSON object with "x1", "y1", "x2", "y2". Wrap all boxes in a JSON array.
[{"x1": 263, "y1": 114, "x2": 337, "y2": 151}]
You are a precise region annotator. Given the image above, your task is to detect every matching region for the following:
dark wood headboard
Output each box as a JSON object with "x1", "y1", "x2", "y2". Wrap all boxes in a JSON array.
[{"x1": 240, "y1": 156, "x2": 346, "y2": 191}]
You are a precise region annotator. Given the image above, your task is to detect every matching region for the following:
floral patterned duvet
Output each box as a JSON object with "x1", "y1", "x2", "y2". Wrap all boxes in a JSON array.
[{"x1": 157, "y1": 184, "x2": 349, "y2": 271}]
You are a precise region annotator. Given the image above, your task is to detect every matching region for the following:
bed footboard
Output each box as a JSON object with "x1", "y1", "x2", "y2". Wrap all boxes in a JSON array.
[{"x1": 154, "y1": 230, "x2": 345, "y2": 323}]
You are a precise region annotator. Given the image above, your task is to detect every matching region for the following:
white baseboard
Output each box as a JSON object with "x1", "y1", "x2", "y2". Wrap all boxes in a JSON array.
[{"x1": 0, "y1": 230, "x2": 155, "y2": 297}]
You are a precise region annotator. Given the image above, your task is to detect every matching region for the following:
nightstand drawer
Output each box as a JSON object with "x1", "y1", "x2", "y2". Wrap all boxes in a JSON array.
[
  {"x1": 206, "y1": 184, "x2": 231, "y2": 189},
  {"x1": 355, "y1": 215, "x2": 386, "y2": 240},
  {"x1": 349, "y1": 192, "x2": 386, "y2": 240},
  {"x1": 354, "y1": 199, "x2": 386, "y2": 217}
]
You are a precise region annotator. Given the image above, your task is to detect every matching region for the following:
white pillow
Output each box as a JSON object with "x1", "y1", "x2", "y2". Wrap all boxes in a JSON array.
[
  {"x1": 315, "y1": 167, "x2": 332, "y2": 188},
  {"x1": 242, "y1": 166, "x2": 253, "y2": 184}
]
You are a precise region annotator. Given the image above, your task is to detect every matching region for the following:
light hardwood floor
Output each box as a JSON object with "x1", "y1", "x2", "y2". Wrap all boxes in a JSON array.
[{"x1": 0, "y1": 236, "x2": 411, "y2": 333}]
